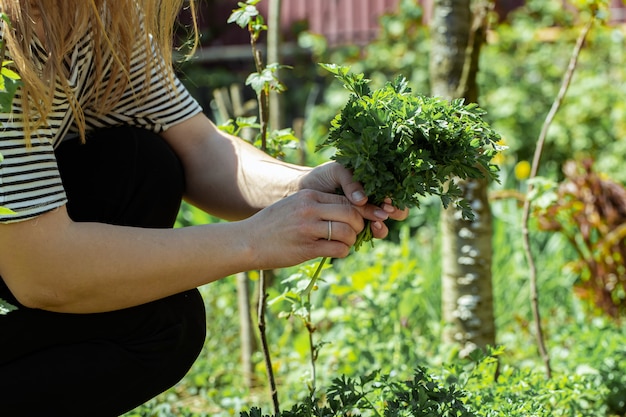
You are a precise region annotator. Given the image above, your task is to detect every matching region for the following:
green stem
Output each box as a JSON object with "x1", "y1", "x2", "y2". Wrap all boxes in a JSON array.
[
  {"x1": 303, "y1": 220, "x2": 375, "y2": 296},
  {"x1": 303, "y1": 256, "x2": 328, "y2": 297},
  {"x1": 363, "y1": 397, "x2": 383, "y2": 417},
  {"x1": 354, "y1": 220, "x2": 374, "y2": 251}
]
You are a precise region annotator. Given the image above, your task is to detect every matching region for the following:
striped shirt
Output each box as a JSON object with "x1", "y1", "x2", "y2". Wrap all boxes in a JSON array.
[{"x1": 0, "y1": 30, "x2": 203, "y2": 223}]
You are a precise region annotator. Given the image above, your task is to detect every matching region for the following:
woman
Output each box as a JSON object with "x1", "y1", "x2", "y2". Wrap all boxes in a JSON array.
[{"x1": 0, "y1": 1, "x2": 407, "y2": 415}]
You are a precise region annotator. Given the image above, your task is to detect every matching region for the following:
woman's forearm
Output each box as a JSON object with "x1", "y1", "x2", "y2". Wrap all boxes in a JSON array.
[
  {"x1": 0, "y1": 187, "x2": 371, "y2": 314},
  {"x1": 161, "y1": 113, "x2": 311, "y2": 220},
  {"x1": 0, "y1": 206, "x2": 257, "y2": 313}
]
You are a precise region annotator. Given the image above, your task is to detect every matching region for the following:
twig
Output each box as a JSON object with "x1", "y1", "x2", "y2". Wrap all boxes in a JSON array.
[
  {"x1": 304, "y1": 294, "x2": 317, "y2": 398},
  {"x1": 248, "y1": 14, "x2": 278, "y2": 414},
  {"x1": 229, "y1": 3, "x2": 281, "y2": 411},
  {"x1": 521, "y1": 17, "x2": 595, "y2": 379},
  {"x1": 250, "y1": 37, "x2": 269, "y2": 152},
  {"x1": 300, "y1": 256, "x2": 330, "y2": 398},
  {"x1": 257, "y1": 271, "x2": 280, "y2": 414}
]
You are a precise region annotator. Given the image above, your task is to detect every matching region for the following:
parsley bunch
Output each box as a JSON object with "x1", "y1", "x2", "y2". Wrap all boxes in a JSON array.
[{"x1": 318, "y1": 64, "x2": 503, "y2": 249}]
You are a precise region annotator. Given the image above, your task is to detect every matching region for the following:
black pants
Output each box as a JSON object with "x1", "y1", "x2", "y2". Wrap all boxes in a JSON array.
[{"x1": 0, "y1": 127, "x2": 207, "y2": 416}]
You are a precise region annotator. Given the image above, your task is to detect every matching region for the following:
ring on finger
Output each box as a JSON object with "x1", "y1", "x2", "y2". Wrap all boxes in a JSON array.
[{"x1": 327, "y1": 220, "x2": 332, "y2": 241}]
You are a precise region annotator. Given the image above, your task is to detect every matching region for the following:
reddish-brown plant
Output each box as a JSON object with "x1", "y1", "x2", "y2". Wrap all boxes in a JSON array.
[{"x1": 537, "y1": 158, "x2": 626, "y2": 319}]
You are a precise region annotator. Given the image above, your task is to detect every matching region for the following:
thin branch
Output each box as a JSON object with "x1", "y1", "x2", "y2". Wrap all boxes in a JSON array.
[
  {"x1": 249, "y1": 16, "x2": 278, "y2": 414},
  {"x1": 257, "y1": 271, "x2": 280, "y2": 414},
  {"x1": 521, "y1": 17, "x2": 595, "y2": 379},
  {"x1": 250, "y1": 36, "x2": 269, "y2": 152},
  {"x1": 304, "y1": 294, "x2": 317, "y2": 399}
]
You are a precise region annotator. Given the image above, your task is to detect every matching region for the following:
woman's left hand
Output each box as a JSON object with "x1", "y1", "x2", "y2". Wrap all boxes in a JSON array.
[{"x1": 299, "y1": 162, "x2": 409, "y2": 240}]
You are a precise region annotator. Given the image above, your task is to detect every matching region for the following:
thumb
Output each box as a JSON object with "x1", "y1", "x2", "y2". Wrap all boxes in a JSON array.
[{"x1": 331, "y1": 163, "x2": 368, "y2": 206}]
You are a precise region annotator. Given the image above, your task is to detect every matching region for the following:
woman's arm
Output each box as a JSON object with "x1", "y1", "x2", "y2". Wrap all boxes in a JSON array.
[
  {"x1": 0, "y1": 188, "x2": 365, "y2": 314},
  {"x1": 160, "y1": 112, "x2": 309, "y2": 220},
  {"x1": 0, "y1": 113, "x2": 406, "y2": 315},
  {"x1": 160, "y1": 113, "x2": 407, "y2": 232}
]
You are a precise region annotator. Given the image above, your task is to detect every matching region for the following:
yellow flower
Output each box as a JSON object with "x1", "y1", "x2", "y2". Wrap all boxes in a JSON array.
[
  {"x1": 515, "y1": 160, "x2": 531, "y2": 180},
  {"x1": 491, "y1": 138, "x2": 507, "y2": 165}
]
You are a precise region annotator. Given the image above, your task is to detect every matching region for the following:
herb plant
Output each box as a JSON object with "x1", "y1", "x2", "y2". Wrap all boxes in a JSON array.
[
  {"x1": 317, "y1": 64, "x2": 503, "y2": 248},
  {"x1": 241, "y1": 367, "x2": 477, "y2": 417}
]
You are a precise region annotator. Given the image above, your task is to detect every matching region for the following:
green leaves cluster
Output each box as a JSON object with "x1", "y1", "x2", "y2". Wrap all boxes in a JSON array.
[
  {"x1": 318, "y1": 64, "x2": 503, "y2": 222},
  {"x1": 237, "y1": 345, "x2": 611, "y2": 417},
  {"x1": 0, "y1": 298, "x2": 17, "y2": 315},
  {"x1": 0, "y1": 59, "x2": 20, "y2": 113},
  {"x1": 245, "y1": 63, "x2": 288, "y2": 96},
  {"x1": 0, "y1": 13, "x2": 21, "y2": 113},
  {"x1": 219, "y1": 116, "x2": 298, "y2": 159},
  {"x1": 241, "y1": 367, "x2": 476, "y2": 417},
  {"x1": 227, "y1": 0, "x2": 265, "y2": 34}
]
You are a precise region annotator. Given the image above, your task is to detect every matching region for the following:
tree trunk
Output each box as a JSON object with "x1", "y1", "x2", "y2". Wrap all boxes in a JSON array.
[
  {"x1": 430, "y1": 0, "x2": 496, "y2": 356},
  {"x1": 237, "y1": 272, "x2": 256, "y2": 387}
]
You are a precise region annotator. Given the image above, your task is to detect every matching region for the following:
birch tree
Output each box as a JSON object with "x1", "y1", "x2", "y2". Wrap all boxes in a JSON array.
[{"x1": 429, "y1": 0, "x2": 496, "y2": 356}]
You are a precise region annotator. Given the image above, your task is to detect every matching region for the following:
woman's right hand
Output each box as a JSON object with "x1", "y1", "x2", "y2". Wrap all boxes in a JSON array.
[{"x1": 241, "y1": 189, "x2": 366, "y2": 270}]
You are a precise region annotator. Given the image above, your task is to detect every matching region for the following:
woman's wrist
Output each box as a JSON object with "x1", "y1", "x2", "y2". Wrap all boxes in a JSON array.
[{"x1": 290, "y1": 164, "x2": 316, "y2": 193}]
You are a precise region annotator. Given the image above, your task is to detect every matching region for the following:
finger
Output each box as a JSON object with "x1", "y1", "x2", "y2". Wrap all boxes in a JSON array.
[
  {"x1": 350, "y1": 197, "x2": 408, "y2": 224},
  {"x1": 308, "y1": 189, "x2": 353, "y2": 206},
  {"x1": 290, "y1": 190, "x2": 362, "y2": 243},
  {"x1": 383, "y1": 204, "x2": 409, "y2": 221},
  {"x1": 317, "y1": 238, "x2": 353, "y2": 259},
  {"x1": 329, "y1": 163, "x2": 368, "y2": 206},
  {"x1": 381, "y1": 198, "x2": 409, "y2": 221},
  {"x1": 353, "y1": 203, "x2": 390, "y2": 224},
  {"x1": 319, "y1": 220, "x2": 358, "y2": 247},
  {"x1": 303, "y1": 190, "x2": 366, "y2": 234},
  {"x1": 317, "y1": 209, "x2": 364, "y2": 241},
  {"x1": 370, "y1": 220, "x2": 389, "y2": 240}
]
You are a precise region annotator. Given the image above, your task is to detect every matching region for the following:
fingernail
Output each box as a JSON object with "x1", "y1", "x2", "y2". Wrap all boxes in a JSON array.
[
  {"x1": 382, "y1": 203, "x2": 395, "y2": 213},
  {"x1": 352, "y1": 191, "x2": 366, "y2": 202},
  {"x1": 374, "y1": 209, "x2": 388, "y2": 220},
  {"x1": 372, "y1": 221, "x2": 383, "y2": 230}
]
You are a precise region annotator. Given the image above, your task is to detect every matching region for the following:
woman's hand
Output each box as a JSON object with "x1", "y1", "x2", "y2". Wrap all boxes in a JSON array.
[
  {"x1": 298, "y1": 162, "x2": 409, "y2": 240},
  {"x1": 241, "y1": 189, "x2": 364, "y2": 270}
]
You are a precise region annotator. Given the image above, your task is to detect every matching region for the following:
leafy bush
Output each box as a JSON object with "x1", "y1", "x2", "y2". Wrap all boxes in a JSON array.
[
  {"x1": 478, "y1": 0, "x2": 626, "y2": 181},
  {"x1": 535, "y1": 158, "x2": 626, "y2": 318},
  {"x1": 237, "y1": 347, "x2": 611, "y2": 417},
  {"x1": 549, "y1": 316, "x2": 626, "y2": 416},
  {"x1": 242, "y1": 367, "x2": 476, "y2": 417}
]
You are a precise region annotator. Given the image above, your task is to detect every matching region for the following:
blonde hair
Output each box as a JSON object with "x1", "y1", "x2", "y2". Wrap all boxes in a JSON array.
[{"x1": 0, "y1": 0, "x2": 198, "y2": 142}]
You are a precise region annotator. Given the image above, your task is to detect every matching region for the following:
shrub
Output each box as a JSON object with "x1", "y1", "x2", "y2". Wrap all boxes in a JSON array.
[{"x1": 535, "y1": 158, "x2": 626, "y2": 318}]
